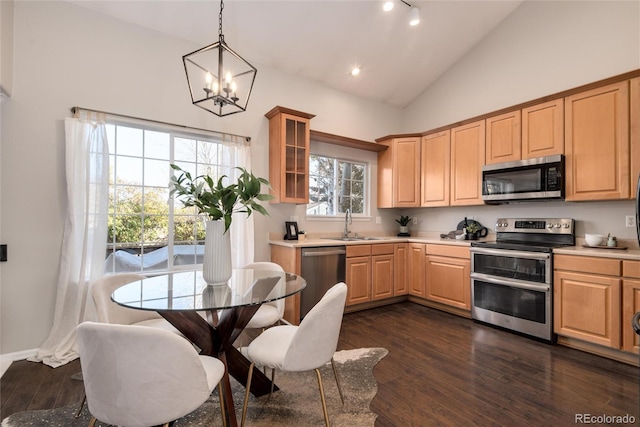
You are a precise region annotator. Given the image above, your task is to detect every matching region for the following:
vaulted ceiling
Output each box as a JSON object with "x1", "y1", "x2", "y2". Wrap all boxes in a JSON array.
[{"x1": 68, "y1": 0, "x2": 523, "y2": 108}]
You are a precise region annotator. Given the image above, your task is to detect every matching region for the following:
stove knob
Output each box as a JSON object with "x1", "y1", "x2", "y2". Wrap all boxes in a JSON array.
[
  {"x1": 555, "y1": 223, "x2": 562, "y2": 228},
  {"x1": 562, "y1": 223, "x2": 570, "y2": 228},
  {"x1": 546, "y1": 223, "x2": 554, "y2": 229}
]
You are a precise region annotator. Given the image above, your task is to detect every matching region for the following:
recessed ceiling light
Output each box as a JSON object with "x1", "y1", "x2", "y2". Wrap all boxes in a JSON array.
[
  {"x1": 409, "y1": 6, "x2": 420, "y2": 26},
  {"x1": 383, "y1": 1, "x2": 394, "y2": 12},
  {"x1": 351, "y1": 67, "x2": 361, "y2": 77}
]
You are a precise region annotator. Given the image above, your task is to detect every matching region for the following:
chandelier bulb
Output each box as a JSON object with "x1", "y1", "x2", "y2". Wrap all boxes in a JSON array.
[
  {"x1": 225, "y1": 71, "x2": 233, "y2": 84},
  {"x1": 409, "y1": 6, "x2": 420, "y2": 26}
]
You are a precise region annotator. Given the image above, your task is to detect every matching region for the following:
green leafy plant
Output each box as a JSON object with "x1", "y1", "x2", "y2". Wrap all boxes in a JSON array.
[
  {"x1": 465, "y1": 222, "x2": 481, "y2": 233},
  {"x1": 395, "y1": 215, "x2": 411, "y2": 227},
  {"x1": 169, "y1": 164, "x2": 273, "y2": 233}
]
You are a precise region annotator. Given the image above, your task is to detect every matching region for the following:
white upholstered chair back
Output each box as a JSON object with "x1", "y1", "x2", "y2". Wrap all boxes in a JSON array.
[
  {"x1": 241, "y1": 262, "x2": 286, "y2": 328},
  {"x1": 91, "y1": 273, "x2": 161, "y2": 325},
  {"x1": 282, "y1": 282, "x2": 347, "y2": 371},
  {"x1": 76, "y1": 321, "x2": 225, "y2": 427}
]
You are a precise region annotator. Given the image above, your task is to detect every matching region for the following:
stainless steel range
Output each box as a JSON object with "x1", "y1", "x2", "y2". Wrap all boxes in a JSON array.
[{"x1": 470, "y1": 218, "x2": 575, "y2": 342}]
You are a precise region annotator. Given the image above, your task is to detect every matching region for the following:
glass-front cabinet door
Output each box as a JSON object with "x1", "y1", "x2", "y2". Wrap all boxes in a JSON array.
[{"x1": 266, "y1": 106, "x2": 315, "y2": 204}]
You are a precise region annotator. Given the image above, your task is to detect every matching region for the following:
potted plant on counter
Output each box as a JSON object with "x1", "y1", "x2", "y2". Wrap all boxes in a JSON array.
[
  {"x1": 396, "y1": 215, "x2": 411, "y2": 236},
  {"x1": 169, "y1": 164, "x2": 272, "y2": 285}
]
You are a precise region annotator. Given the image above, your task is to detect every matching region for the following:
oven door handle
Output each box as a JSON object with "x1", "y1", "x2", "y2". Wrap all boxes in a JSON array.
[
  {"x1": 470, "y1": 247, "x2": 551, "y2": 260},
  {"x1": 471, "y1": 273, "x2": 550, "y2": 292}
]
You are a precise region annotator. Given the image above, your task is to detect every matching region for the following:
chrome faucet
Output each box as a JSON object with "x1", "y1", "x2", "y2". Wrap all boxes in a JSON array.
[{"x1": 343, "y1": 209, "x2": 352, "y2": 238}]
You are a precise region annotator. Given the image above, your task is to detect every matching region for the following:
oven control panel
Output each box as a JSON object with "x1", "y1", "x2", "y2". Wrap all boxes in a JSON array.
[{"x1": 495, "y1": 218, "x2": 574, "y2": 234}]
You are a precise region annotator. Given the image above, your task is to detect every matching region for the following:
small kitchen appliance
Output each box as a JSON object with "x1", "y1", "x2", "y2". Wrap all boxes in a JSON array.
[
  {"x1": 482, "y1": 155, "x2": 564, "y2": 203},
  {"x1": 470, "y1": 218, "x2": 575, "y2": 342}
]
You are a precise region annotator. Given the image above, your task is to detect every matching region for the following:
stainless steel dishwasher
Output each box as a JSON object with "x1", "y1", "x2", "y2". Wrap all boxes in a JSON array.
[{"x1": 300, "y1": 246, "x2": 346, "y2": 319}]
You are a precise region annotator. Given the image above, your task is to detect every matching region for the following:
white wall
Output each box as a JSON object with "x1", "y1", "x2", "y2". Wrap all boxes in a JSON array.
[
  {"x1": 401, "y1": 0, "x2": 639, "y2": 240},
  {"x1": 403, "y1": 1, "x2": 640, "y2": 132},
  {"x1": 0, "y1": 1, "x2": 401, "y2": 355}
]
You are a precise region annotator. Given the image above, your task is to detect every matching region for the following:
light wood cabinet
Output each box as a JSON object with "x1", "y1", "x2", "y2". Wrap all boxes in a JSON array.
[
  {"x1": 522, "y1": 99, "x2": 564, "y2": 159},
  {"x1": 565, "y1": 82, "x2": 630, "y2": 201},
  {"x1": 270, "y1": 245, "x2": 302, "y2": 325},
  {"x1": 485, "y1": 110, "x2": 521, "y2": 165},
  {"x1": 346, "y1": 245, "x2": 371, "y2": 306},
  {"x1": 450, "y1": 120, "x2": 485, "y2": 206},
  {"x1": 266, "y1": 106, "x2": 315, "y2": 204},
  {"x1": 393, "y1": 243, "x2": 409, "y2": 295},
  {"x1": 377, "y1": 136, "x2": 421, "y2": 208},
  {"x1": 420, "y1": 130, "x2": 451, "y2": 207},
  {"x1": 372, "y1": 245, "x2": 394, "y2": 301},
  {"x1": 345, "y1": 244, "x2": 394, "y2": 306},
  {"x1": 425, "y1": 244, "x2": 471, "y2": 311},
  {"x1": 554, "y1": 255, "x2": 622, "y2": 348},
  {"x1": 408, "y1": 243, "x2": 425, "y2": 297},
  {"x1": 631, "y1": 77, "x2": 639, "y2": 198},
  {"x1": 622, "y1": 260, "x2": 640, "y2": 353}
]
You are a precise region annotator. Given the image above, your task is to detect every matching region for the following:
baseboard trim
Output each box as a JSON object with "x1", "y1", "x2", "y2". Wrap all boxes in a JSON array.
[{"x1": 1, "y1": 348, "x2": 39, "y2": 378}]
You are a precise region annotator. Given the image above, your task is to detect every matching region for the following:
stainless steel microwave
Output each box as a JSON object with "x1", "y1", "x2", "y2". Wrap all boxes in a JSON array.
[{"x1": 482, "y1": 155, "x2": 564, "y2": 203}]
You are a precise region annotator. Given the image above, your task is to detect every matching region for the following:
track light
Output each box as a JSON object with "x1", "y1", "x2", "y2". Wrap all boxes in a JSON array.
[
  {"x1": 383, "y1": 1, "x2": 394, "y2": 12},
  {"x1": 409, "y1": 6, "x2": 420, "y2": 26}
]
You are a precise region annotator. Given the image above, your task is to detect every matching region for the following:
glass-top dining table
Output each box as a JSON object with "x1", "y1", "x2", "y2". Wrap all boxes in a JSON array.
[{"x1": 111, "y1": 268, "x2": 306, "y2": 427}]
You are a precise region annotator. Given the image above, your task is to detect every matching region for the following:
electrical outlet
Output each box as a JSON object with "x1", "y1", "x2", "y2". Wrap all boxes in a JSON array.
[
  {"x1": 626, "y1": 215, "x2": 636, "y2": 228},
  {"x1": 413, "y1": 217, "x2": 418, "y2": 225},
  {"x1": 375, "y1": 216, "x2": 381, "y2": 224}
]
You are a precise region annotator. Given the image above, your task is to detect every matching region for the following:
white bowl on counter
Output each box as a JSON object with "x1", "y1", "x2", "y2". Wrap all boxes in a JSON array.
[{"x1": 585, "y1": 234, "x2": 605, "y2": 246}]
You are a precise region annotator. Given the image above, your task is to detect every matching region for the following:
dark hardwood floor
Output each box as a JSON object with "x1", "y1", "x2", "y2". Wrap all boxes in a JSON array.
[{"x1": 2, "y1": 302, "x2": 639, "y2": 426}]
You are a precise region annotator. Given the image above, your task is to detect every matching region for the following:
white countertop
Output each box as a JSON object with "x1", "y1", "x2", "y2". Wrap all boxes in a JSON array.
[{"x1": 269, "y1": 233, "x2": 640, "y2": 261}]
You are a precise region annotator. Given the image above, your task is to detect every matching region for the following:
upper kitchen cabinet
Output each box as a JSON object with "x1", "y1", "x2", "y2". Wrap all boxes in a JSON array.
[
  {"x1": 565, "y1": 81, "x2": 630, "y2": 201},
  {"x1": 631, "y1": 77, "x2": 639, "y2": 198},
  {"x1": 266, "y1": 106, "x2": 315, "y2": 204},
  {"x1": 521, "y1": 99, "x2": 564, "y2": 159},
  {"x1": 485, "y1": 101, "x2": 564, "y2": 165},
  {"x1": 450, "y1": 120, "x2": 485, "y2": 206},
  {"x1": 485, "y1": 110, "x2": 521, "y2": 165},
  {"x1": 421, "y1": 130, "x2": 451, "y2": 207},
  {"x1": 377, "y1": 136, "x2": 421, "y2": 208}
]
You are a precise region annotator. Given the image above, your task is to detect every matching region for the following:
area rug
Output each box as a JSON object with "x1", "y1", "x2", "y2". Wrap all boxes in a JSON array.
[{"x1": 2, "y1": 347, "x2": 387, "y2": 427}]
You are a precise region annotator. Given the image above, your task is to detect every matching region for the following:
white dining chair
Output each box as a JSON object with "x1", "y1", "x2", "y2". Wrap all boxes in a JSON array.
[
  {"x1": 75, "y1": 273, "x2": 183, "y2": 417},
  {"x1": 241, "y1": 282, "x2": 347, "y2": 427},
  {"x1": 91, "y1": 273, "x2": 180, "y2": 332},
  {"x1": 76, "y1": 321, "x2": 227, "y2": 427},
  {"x1": 241, "y1": 262, "x2": 286, "y2": 330}
]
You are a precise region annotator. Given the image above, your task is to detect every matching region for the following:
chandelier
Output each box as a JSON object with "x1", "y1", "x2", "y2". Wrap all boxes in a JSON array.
[{"x1": 182, "y1": 0, "x2": 257, "y2": 117}]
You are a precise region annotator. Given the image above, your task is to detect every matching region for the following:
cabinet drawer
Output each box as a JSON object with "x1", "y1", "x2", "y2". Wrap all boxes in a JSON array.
[
  {"x1": 371, "y1": 243, "x2": 394, "y2": 255},
  {"x1": 347, "y1": 245, "x2": 371, "y2": 257},
  {"x1": 426, "y1": 244, "x2": 470, "y2": 259},
  {"x1": 623, "y1": 260, "x2": 640, "y2": 278},
  {"x1": 554, "y1": 254, "x2": 621, "y2": 276}
]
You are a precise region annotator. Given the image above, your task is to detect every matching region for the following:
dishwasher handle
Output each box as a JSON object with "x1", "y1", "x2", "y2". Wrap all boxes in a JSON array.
[{"x1": 302, "y1": 249, "x2": 346, "y2": 257}]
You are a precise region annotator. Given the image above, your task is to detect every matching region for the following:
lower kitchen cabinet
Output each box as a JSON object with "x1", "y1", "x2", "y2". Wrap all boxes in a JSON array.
[
  {"x1": 345, "y1": 244, "x2": 394, "y2": 306},
  {"x1": 372, "y1": 245, "x2": 394, "y2": 301},
  {"x1": 408, "y1": 243, "x2": 426, "y2": 297},
  {"x1": 622, "y1": 260, "x2": 640, "y2": 353},
  {"x1": 425, "y1": 244, "x2": 471, "y2": 311},
  {"x1": 394, "y1": 243, "x2": 409, "y2": 295},
  {"x1": 554, "y1": 255, "x2": 622, "y2": 349}
]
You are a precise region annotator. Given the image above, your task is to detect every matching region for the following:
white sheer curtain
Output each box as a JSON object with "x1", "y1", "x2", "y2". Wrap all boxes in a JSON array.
[
  {"x1": 31, "y1": 116, "x2": 109, "y2": 367},
  {"x1": 224, "y1": 135, "x2": 255, "y2": 269}
]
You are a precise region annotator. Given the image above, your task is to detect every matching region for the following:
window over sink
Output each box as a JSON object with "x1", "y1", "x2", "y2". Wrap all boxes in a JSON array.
[{"x1": 307, "y1": 154, "x2": 368, "y2": 217}]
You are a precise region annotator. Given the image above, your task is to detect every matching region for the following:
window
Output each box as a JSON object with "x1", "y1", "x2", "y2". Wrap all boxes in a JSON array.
[
  {"x1": 307, "y1": 154, "x2": 367, "y2": 216},
  {"x1": 105, "y1": 121, "x2": 235, "y2": 274}
]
